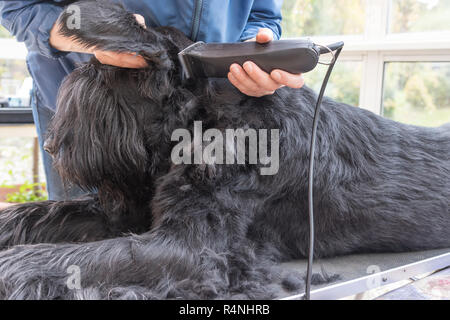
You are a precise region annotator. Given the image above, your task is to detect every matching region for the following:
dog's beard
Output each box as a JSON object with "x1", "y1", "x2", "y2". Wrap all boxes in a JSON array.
[{"x1": 46, "y1": 63, "x2": 152, "y2": 219}]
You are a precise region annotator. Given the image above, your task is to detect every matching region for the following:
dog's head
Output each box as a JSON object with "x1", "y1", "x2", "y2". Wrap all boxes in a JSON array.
[{"x1": 44, "y1": 0, "x2": 196, "y2": 216}]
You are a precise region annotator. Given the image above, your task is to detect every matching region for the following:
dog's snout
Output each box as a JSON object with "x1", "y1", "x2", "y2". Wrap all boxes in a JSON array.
[{"x1": 43, "y1": 138, "x2": 55, "y2": 156}]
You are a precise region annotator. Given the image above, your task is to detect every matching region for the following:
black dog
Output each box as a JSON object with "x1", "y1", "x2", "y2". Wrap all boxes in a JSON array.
[{"x1": 0, "y1": 1, "x2": 448, "y2": 299}]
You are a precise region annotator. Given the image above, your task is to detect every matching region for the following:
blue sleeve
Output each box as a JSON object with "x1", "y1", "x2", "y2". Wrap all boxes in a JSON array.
[
  {"x1": 0, "y1": 0, "x2": 67, "y2": 58},
  {"x1": 240, "y1": 0, "x2": 283, "y2": 41}
]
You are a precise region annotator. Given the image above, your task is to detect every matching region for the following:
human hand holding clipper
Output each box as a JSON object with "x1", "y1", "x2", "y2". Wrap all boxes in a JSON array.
[{"x1": 229, "y1": 28, "x2": 305, "y2": 97}]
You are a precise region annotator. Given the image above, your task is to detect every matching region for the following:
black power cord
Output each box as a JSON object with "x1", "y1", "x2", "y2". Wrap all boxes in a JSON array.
[{"x1": 305, "y1": 42, "x2": 344, "y2": 300}]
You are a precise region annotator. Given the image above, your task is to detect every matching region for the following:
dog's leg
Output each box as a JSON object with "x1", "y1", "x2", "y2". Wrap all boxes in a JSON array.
[
  {"x1": 0, "y1": 196, "x2": 144, "y2": 249},
  {"x1": 0, "y1": 165, "x2": 282, "y2": 299}
]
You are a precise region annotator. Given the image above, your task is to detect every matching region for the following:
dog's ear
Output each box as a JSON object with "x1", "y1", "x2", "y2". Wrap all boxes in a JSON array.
[
  {"x1": 57, "y1": 0, "x2": 173, "y2": 70},
  {"x1": 45, "y1": 62, "x2": 151, "y2": 220}
]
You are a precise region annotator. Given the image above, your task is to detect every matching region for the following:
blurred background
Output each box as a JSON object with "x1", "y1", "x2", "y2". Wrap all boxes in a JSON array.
[{"x1": 0, "y1": 0, "x2": 449, "y2": 203}]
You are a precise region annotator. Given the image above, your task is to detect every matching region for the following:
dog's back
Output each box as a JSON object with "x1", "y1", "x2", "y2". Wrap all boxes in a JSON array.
[{"x1": 236, "y1": 85, "x2": 450, "y2": 258}]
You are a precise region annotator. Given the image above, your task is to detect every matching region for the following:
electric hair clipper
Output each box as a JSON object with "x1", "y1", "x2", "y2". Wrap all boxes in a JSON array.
[{"x1": 178, "y1": 39, "x2": 344, "y2": 79}]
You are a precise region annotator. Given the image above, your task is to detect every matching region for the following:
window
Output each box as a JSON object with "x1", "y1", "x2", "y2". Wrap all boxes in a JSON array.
[
  {"x1": 0, "y1": 26, "x2": 45, "y2": 200},
  {"x1": 281, "y1": 0, "x2": 450, "y2": 127}
]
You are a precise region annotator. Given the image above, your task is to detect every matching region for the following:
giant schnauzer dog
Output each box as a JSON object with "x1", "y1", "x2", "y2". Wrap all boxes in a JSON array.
[{"x1": 0, "y1": 1, "x2": 448, "y2": 299}]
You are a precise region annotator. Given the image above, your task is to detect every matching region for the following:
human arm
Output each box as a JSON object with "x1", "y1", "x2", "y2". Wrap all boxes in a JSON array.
[
  {"x1": 50, "y1": 12, "x2": 148, "y2": 68},
  {"x1": 0, "y1": 0, "x2": 66, "y2": 58}
]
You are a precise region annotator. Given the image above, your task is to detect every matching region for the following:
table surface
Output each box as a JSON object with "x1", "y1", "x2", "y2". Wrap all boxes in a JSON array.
[{"x1": 277, "y1": 248, "x2": 450, "y2": 299}]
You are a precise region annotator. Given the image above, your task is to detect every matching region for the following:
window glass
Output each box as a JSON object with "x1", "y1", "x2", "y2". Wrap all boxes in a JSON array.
[
  {"x1": 389, "y1": 0, "x2": 450, "y2": 33},
  {"x1": 281, "y1": 0, "x2": 366, "y2": 37},
  {"x1": 0, "y1": 59, "x2": 31, "y2": 107},
  {"x1": 305, "y1": 61, "x2": 362, "y2": 106},
  {"x1": 0, "y1": 26, "x2": 30, "y2": 108},
  {"x1": 383, "y1": 62, "x2": 450, "y2": 127}
]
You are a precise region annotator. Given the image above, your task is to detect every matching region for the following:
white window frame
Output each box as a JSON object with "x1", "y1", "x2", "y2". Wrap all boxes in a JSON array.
[{"x1": 295, "y1": 0, "x2": 450, "y2": 115}]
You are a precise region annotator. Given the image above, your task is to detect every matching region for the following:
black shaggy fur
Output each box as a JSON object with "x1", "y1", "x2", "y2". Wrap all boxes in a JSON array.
[{"x1": 0, "y1": 0, "x2": 449, "y2": 300}]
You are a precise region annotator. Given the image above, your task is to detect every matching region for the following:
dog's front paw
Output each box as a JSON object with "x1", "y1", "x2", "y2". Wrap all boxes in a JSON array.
[{"x1": 0, "y1": 245, "x2": 75, "y2": 300}]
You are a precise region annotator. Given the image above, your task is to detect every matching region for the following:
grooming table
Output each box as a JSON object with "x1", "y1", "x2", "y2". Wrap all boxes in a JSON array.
[{"x1": 277, "y1": 248, "x2": 450, "y2": 300}]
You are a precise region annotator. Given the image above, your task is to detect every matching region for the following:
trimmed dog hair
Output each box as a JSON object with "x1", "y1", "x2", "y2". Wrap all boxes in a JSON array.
[{"x1": 0, "y1": 0, "x2": 448, "y2": 299}]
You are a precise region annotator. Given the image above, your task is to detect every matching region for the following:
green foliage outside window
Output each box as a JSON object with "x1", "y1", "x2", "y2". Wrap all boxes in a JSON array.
[
  {"x1": 281, "y1": 0, "x2": 366, "y2": 37},
  {"x1": 304, "y1": 61, "x2": 362, "y2": 107},
  {"x1": 3, "y1": 181, "x2": 48, "y2": 203},
  {"x1": 383, "y1": 62, "x2": 450, "y2": 127},
  {"x1": 281, "y1": 0, "x2": 365, "y2": 107}
]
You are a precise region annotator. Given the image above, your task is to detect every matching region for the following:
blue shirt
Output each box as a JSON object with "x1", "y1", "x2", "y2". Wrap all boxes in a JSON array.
[{"x1": 0, "y1": 0, "x2": 283, "y2": 110}]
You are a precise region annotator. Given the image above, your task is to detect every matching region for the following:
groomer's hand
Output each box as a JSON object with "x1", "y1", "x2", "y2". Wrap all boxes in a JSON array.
[
  {"x1": 228, "y1": 28, "x2": 305, "y2": 97},
  {"x1": 50, "y1": 14, "x2": 148, "y2": 69}
]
